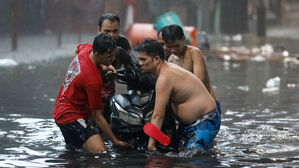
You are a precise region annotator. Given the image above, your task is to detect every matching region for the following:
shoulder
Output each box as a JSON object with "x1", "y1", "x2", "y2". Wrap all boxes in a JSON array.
[
  {"x1": 76, "y1": 43, "x2": 92, "y2": 54},
  {"x1": 187, "y1": 46, "x2": 204, "y2": 61},
  {"x1": 157, "y1": 62, "x2": 186, "y2": 87},
  {"x1": 76, "y1": 58, "x2": 100, "y2": 83},
  {"x1": 79, "y1": 69, "x2": 102, "y2": 87},
  {"x1": 156, "y1": 71, "x2": 172, "y2": 92},
  {"x1": 188, "y1": 45, "x2": 203, "y2": 56},
  {"x1": 157, "y1": 63, "x2": 172, "y2": 81},
  {"x1": 160, "y1": 62, "x2": 180, "y2": 79}
]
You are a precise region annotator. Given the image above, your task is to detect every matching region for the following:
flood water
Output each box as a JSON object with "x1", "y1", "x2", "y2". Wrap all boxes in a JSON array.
[{"x1": 0, "y1": 56, "x2": 298, "y2": 167}]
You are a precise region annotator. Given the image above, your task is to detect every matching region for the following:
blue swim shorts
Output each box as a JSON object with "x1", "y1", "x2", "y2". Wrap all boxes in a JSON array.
[
  {"x1": 215, "y1": 100, "x2": 221, "y2": 114},
  {"x1": 178, "y1": 108, "x2": 221, "y2": 149}
]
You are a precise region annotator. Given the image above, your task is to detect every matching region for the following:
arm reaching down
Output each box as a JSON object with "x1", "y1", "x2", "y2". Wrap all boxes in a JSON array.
[
  {"x1": 92, "y1": 109, "x2": 132, "y2": 147},
  {"x1": 147, "y1": 73, "x2": 172, "y2": 150}
]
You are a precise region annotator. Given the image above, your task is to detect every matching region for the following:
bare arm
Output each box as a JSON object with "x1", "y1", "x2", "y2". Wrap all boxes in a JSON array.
[
  {"x1": 93, "y1": 109, "x2": 130, "y2": 147},
  {"x1": 191, "y1": 50, "x2": 216, "y2": 100},
  {"x1": 148, "y1": 74, "x2": 172, "y2": 150},
  {"x1": 191, "y1": 49, "x2": 217, "y2": 99},
  {"x1": 191, "y1": 48, "x2": 205, "y2": 81}
]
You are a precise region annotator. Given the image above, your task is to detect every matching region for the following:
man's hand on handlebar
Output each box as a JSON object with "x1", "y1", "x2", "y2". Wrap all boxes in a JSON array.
[
  {"x1": 100, "y1": 64, "x2": 117, "y2": 82},
  {"x1": 101, "y1": 64, "x2": 116, "y2": 73}
]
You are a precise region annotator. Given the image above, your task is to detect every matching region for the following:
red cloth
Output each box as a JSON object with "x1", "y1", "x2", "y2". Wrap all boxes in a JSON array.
[{"x1": 53, "y1": 44, "x2": 104, "y2": 124}]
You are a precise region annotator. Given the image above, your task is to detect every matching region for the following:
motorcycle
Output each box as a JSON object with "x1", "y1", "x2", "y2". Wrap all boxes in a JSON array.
[{"x1": 108, "y1": 47, "x2": 177, "y2": 151}]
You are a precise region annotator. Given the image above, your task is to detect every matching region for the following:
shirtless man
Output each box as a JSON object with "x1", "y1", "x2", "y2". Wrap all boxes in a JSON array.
[
  {"x1": 162, "y1": 25, "x2": 221, "y2": 112},
  {"x1": 135, "y1": 39, "x2": 221, "y2": 151}
]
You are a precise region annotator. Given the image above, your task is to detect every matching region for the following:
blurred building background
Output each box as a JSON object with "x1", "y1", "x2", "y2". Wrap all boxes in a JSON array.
[
  {"x1": 1, "y1": 0, "x2": 289, "y2": 34},
  {"x1": 0, "y1": 0, "x2": 298, "y2": 61}
]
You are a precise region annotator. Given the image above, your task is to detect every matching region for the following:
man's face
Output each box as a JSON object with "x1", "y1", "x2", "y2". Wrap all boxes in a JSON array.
[
  {"x1": 157, "y1": 33, "x2": 171, "y2": 60},
  {"x1": 165, "y1": 39, "x2": 185, "y2": 56},
  {"x1": 138, "y1": 52, "x2": 155, "y2": 73},
  {"x1": 95, "y1": 48, "x2": 116, "y2": 67},
  {"x1": 98, "y1": 20, "x2": 119, "y2": 40}
]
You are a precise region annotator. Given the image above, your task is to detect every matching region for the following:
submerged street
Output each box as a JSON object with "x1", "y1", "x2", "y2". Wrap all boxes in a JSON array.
[
  {"x1": 1, "y1": 0, "x2": 299, "y2": 167},
  {"x1": 0, "y1": 56, "x2": 298, "y2": 167}
]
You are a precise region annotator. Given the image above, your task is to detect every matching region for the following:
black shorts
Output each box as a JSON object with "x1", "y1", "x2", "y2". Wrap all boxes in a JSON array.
[{"x1": 56, "y1": 118, "x2": 98, "y2": 148}]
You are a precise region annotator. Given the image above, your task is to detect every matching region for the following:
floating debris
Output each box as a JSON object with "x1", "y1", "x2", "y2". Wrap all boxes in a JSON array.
[
  {"x1": 266, "y1": 77, "x2": 281, "y2": 88},
  {"x1": 0, "y1": 58, "x2": 18, "y2": 67},
  {"x1": 209, "y1": 44, "x2": 298, "y2": 63},
  {"x1": 287, "y1": 83, "x2": 299, "y2": 88},
  {"x1": 262, "y1": 77, "x2": 280, "y2": 93}
]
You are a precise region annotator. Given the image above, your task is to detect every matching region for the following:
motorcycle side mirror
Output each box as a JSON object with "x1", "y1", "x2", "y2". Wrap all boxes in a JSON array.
[{"x1": 117, "y1": 47, "x2": 132, "y2": 65}]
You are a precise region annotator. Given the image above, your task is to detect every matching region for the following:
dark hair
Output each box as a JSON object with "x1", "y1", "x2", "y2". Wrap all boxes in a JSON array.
[
  {"x1": 98, "y1": 13, "x2": 120, "y2": 28},
  {"x1": 93, "y1": 34, "x2": 116, "y2": 54},
  {"x1": 116, "y1": 34, "x2": 132, "y2": 52},
  {"x1": 135, "y1": 39, "x2": 164, "y2": 60},
  {"x1": 157, "y1": 27, "x2": 165, "y2": 37},
  {"x1": 162, "y1": 24, "x2": 184, "y2": 43}
]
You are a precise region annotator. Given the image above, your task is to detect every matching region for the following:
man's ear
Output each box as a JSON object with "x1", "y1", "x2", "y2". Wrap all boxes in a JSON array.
[
  {"x1": 94, "y1": 52, "x2": 100, "y2": 58},
  {"x1": 154, "y1": 56, "x2": 160, "y2": 62},
  {"x1": 182, "y1": 36, "x2": 186, "y2": 41}
]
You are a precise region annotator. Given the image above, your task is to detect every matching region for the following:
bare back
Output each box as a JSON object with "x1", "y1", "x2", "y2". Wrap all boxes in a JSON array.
[{"x1": 156, "y1": 62, "x2": 216, "y2": 125}]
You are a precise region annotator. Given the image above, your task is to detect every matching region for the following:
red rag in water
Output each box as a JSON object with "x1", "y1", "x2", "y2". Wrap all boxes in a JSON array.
[{"x1": 143, "y1": 123, "x2": 170, "y2": 146}]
